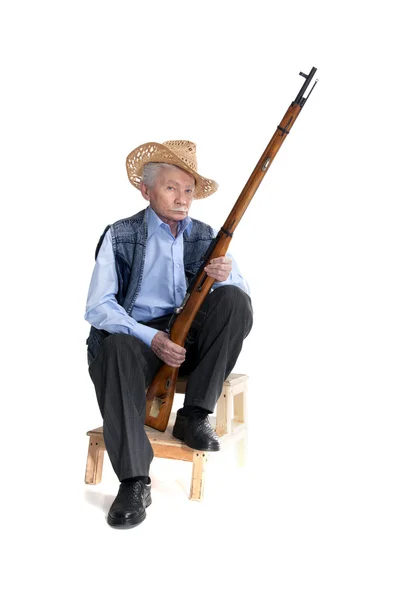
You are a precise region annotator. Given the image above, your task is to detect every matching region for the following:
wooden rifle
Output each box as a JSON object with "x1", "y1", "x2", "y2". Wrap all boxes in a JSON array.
[{"x1": 145, "y1": 67, "x2": 318, "y2": 431}]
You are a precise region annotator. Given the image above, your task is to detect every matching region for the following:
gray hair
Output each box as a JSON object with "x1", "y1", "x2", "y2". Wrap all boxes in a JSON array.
[
  {"x1": 142, "y1": 162, "x2": 195, "y2": 191},
  {"x1": 142, "y1": 163, "x2": 172, "y2": 189}
]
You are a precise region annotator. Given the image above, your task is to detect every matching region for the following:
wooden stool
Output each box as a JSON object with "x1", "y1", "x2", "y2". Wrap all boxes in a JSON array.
[{"x1": 85, "y1": 373, "x2": 248, "y2": 501}]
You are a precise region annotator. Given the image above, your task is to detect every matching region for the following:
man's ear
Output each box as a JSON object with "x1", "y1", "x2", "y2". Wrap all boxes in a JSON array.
[{"x1": 140, "y1": 182, "x2": 151, "y2": 201}]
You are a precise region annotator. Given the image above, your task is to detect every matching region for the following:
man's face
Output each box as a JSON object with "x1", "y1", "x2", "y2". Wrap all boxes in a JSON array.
[{"x1": 141, "y1": 165, "x2": 195, "y2": 225}]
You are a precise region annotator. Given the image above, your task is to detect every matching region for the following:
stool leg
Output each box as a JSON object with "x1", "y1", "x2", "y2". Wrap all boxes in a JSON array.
[
  {"x1": 85, "y1": 436, "x2": 105, "y2": 484},
  {"x1": 216, "y1": 385, "x2": 233, "y2": 436},
  {"x1": 234, "y1": 383, "x2": 248, "y2": 466},
  {"x1": 189, "y1": 451, "x2": 208, "y2": 501},
  {"x1": 236, "y1": 437, "x2": 247, "y2": 467}
]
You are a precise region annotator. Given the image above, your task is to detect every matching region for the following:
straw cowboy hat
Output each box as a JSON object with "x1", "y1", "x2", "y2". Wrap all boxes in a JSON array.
[{"x1": 126, "y1": 140, "x2": 218, "y2": 199}]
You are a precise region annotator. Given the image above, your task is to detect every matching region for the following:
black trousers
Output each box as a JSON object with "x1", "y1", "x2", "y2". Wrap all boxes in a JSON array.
[{"x1": 88, "y1": 285, "x2": 253, "y2": 481}]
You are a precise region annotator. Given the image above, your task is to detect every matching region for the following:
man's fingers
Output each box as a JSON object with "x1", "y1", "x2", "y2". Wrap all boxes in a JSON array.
[
  {"x1": 163, "y1": 349, "x2": 185, "y2": 367},
  {"x1": 204, "y1": 256, "x2": 232, "y2": 279},
  {"x1": 165, "y1": 358, "x2": 184, "y2": 367},
  {"x1": 156, "y1": 348, "x2": 185, "y2": 367},
  {"x1": 205, "y1": 265, "x2": 228, "y2": 275},
  {"x1": 151, "y1": 331, "x2": 186, "y2": 365},
  {"x1": 153, "y1": 333, "x2": 186, "y2": 365},
  {"x1": 204, "y1": 263, "x2": 231, "y2": 281},
  {"x1": 167, "y1": 341, "x2": 186, "y2": 357},
  {"x1": 209, "y1": 256, "x2": 231, "y2": 265}
]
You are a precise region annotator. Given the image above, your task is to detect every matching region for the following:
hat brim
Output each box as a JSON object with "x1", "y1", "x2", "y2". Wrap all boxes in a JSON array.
[{"x1": 126, "y1": 142, "x2": 218, "y2": 199}]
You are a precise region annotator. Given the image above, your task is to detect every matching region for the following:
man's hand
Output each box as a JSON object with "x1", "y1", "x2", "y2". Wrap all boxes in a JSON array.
[
  {"x1": 151, "y1": 331, "x2": 186, "y2": 367},
  {"x1": 204, "y1": 256, "x2": 232, "y2": 282}
]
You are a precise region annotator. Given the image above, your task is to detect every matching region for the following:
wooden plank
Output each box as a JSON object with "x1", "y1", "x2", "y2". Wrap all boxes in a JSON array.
[
  {"x1": 152, "y1": 443, "x2": 194, "y2": 462},
  {"x1": 87, "y1": 418, "x2": 245, "y2": 450},
  {"x1": 86, "y1": 426, "x2": 104, "y2": 437},
  {"x1": 223, "y1": 373, "x2": 248, "y2": 386}
]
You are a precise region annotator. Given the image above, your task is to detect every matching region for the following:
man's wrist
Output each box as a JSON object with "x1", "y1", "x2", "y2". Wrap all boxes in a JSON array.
[{"x1": 133, "y1": 323, "x2": 159, "y2": 347}]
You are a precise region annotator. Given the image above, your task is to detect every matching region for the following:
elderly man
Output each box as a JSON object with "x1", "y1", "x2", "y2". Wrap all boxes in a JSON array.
[{"x1": 85, "y1": 140, "x2": 253, "y2": 529}]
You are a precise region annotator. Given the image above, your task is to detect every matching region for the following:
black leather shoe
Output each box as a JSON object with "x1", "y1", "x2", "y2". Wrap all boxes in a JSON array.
[
  {"x1": 107, "y1": 480, "x2": 152, "y2": 529},
  {"x1": 172, "y1": 408, "x2": 220, "y2": 451}
]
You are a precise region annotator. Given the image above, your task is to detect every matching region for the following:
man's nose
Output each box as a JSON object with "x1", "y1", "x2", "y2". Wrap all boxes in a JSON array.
[{"x1": 175, "y1": 190, "x2": 186, "y2": 204}]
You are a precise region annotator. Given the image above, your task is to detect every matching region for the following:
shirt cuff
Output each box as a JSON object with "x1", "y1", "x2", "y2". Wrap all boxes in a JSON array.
[{"x1": 133, "y1": 322, "x2": 159, "y2": 347}]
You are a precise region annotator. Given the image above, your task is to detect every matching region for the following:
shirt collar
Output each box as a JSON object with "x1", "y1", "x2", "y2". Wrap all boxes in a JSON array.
[{"x1": 146, "y1": 205, "x2": 193, "y2": 238}]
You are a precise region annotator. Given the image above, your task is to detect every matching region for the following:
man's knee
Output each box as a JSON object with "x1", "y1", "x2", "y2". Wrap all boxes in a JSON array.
[
  {"x1": 213, "y1": 285, "x2": 252, "y2": 311},
  {"x1": 212, "y1": 285, "x2": 253, "y2": 331}
]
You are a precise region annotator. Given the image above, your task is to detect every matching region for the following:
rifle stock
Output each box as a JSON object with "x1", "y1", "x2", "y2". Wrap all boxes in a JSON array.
[{"x1": 145, "y1": 67, "x2": 318, "y2": 431}]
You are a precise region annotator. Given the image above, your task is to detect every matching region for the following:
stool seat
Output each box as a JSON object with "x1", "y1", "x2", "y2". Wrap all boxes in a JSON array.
[{"x1": 85, "y1": 372, "x2": 248, "y2": 500}]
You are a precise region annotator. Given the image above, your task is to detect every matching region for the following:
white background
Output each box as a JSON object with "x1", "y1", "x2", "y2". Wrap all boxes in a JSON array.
[{"x1": 1, "y1": 1, "x2": 399, "y2": 598}]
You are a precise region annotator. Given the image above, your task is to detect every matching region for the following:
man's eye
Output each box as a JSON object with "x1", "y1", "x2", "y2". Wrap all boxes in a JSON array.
[
  {"x1": 186, "y1": 189, "x2": 194, "y2": 194},
  {"x1": 167, "y1": 186, "x2": 175, "y2": 191}
]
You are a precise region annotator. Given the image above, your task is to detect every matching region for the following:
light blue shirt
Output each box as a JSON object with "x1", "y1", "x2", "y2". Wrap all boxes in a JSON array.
[{"x1": 85, "y1": 206, "x2": 250, "y2": 347}]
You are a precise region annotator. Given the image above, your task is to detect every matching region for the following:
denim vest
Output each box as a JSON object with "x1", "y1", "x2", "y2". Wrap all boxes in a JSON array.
[{"x1": 86, "y1": 208, "x2": 215, "y2": 364}]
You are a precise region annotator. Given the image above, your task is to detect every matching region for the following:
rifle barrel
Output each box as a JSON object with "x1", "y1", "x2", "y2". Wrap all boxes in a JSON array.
[{"x1": 294, "y1": 67, "x2": 317, "y2": 106}]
